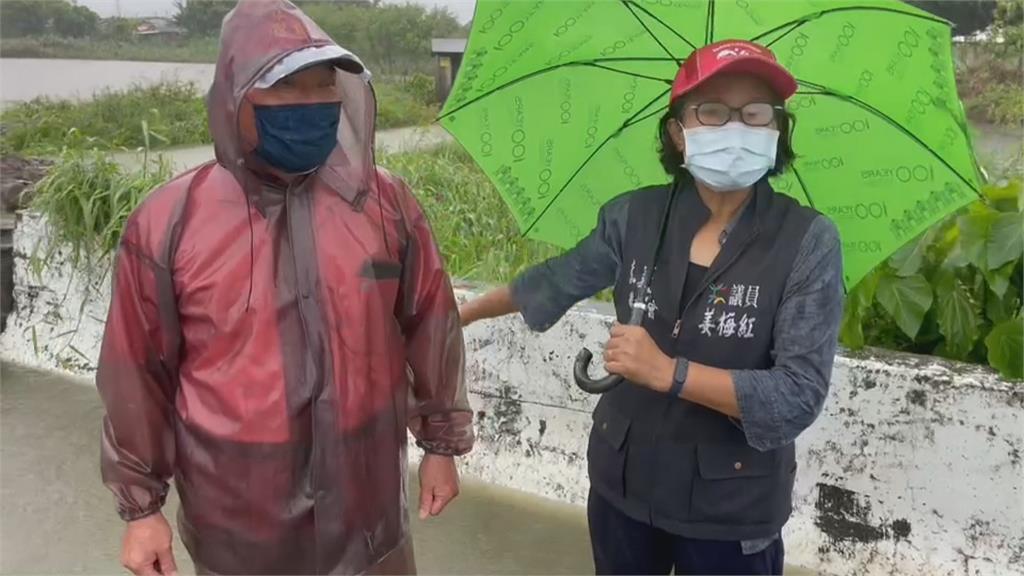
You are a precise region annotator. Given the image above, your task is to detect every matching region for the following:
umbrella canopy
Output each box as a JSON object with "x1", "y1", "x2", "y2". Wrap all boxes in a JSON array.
[{"x1": 439, "y1": 0, "x2": 984, "y2": 288}]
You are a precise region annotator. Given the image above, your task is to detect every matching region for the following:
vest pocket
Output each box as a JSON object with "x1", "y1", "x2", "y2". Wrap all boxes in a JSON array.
[
  {"x1": 689, "y1": 443, "x2": 777, "y2": 525},
  {"x1": 587, "y1": 403, "x2": 631, "y2": 497}
]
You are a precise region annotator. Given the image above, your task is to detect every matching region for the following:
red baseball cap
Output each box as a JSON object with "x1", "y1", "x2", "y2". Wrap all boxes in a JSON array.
[{"x1": 670, "y1": 39, "x2": 797, "y2": 102}]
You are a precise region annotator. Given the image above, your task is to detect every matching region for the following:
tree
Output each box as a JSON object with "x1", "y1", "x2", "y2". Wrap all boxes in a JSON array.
[
  {"x1": 0, "y1": 0, "x2": 58, "y2": 37},
  {"x1": 0, "y1": 0, "x2": 98, "y2": 38},
  {"x1": 299, "y1": 2, "x2": 462, "y2": 74},
  {"x1": 908, "y1": 0, "x2": 998, "y2": 35},
  {"x1": 53, "y1": 4, "x2": 100, "y2": 38},
  {"x1": 174, "y1": 0, "x2": 235, "y2": 37},
  {"x1": 994, "y1": 0, "x2": 1023, "y2": 51},
  {"x1": 99, "y1": 17, "x2": 140, "y2": 42}
]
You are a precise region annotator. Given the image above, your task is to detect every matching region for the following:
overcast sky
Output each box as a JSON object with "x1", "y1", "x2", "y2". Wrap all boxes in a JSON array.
[{"x1": 75, "y1": 0, "x2": 476, "y2": 23}]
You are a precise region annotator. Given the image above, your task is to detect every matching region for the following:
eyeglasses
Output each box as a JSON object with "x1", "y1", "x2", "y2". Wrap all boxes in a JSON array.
[{"x1": 686, "y1": 102, "x2": 784, "y2": 127}]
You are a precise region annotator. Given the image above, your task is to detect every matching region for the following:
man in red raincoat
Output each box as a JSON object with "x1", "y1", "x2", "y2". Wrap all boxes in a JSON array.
[{"x1": 96, "y1": 2, "x2": 474, "y2": 574}]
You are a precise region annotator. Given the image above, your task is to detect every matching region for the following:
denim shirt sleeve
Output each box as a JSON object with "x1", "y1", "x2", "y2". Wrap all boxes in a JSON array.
[
  {"x1": 509, "y1": 196, "x2": 629, "y2": 332},
  {"x1": 732, "y1": 215, "x2": 844, "y2": 452}
]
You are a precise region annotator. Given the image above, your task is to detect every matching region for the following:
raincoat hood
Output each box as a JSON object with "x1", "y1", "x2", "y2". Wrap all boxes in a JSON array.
[{"x1": 208, "y1": 0, "x2": 376, "y2": 201}]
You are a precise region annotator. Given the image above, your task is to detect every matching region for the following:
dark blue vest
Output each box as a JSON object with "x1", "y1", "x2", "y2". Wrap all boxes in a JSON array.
[{"x1": 588, "y1": 181, "x2": 817, "y2": 540}]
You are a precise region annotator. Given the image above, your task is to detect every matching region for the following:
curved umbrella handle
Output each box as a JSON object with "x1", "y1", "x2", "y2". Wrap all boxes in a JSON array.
[
  {"x1": 572, "y1": 302, "x2": 646, "y2": 394},
  {"x1": 573, "y1": 347, "x2": 624, "y2": 394}
]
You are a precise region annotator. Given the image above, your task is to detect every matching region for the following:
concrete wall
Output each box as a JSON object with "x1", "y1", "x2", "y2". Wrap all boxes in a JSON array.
[{"x1": 2, "y1": 212, "x2": 1022, "y2": 576}]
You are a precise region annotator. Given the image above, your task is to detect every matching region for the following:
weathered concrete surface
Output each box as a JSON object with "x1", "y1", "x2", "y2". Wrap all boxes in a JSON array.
[{"x1": 3, "y1": 212, "x2": 1022, "y2": 576}]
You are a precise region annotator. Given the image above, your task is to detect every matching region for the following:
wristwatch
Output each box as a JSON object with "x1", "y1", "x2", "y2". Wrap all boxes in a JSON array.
[{"x1": 669, "y1": 357, "x2": 689, "y2": 398}]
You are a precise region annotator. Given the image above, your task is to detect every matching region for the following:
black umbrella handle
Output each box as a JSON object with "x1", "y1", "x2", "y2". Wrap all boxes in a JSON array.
[{"x1": 573, "y1": 303, "x2": 646, "y2": 394}]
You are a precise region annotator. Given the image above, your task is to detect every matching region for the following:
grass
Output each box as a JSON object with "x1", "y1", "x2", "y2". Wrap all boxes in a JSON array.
[
  {"x1": 31, "y1": 142, "x2": 555, "y2": 285},
  {"x1": 0, "y1": 36, "x2": 220, "y2": 63},
  {"x1": 1, "y1": 81, "x2": 209, "y2": 155},
  {"x1": 1, "y1": 79, "x2": 437, "y2": 155},
  {"x1": 31, "y1": 148, "x2": 172, "y2": 265},
  {"x1": 379, "y1": 144, "x2": 558, "y2": 284}
]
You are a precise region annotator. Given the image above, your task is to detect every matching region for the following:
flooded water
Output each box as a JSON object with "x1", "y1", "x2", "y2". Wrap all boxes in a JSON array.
[
  {"x1": 0, "y1": 58, "x2": 214, "y2": 106},
  {"x1": 0, "y1": 364, "x2": 815, "y2": 574}
]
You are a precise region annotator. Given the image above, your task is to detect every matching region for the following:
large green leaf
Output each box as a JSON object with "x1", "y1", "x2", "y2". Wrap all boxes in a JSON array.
[
  {"x1": 982, "y1": 180, "x2": 1022, "y2": 203},
  {"x1": 876, "y1": 273, "x2": 934, "y2": 339},
  {"x1": 956, "y1": 211, "x2": 999, "y2": 269},
  {"x1": 986, "y1": 212, "x2": 1024, "y2": 271},
  {"x1": 986, "y1": 317, "x2": 1024, "y2": 380},
  {"x1": 889, "y1": 229, "x2": 935, "y2": 278},
  {"x1": 984, "y1": 261, "x2": 1016, "y2": 298},
  {"x1": 987, "y1": 284, "x2": 1021, "y2": 325},
  {"x1": 935, "y1": 272, "x2": 981, "y2": 360}
]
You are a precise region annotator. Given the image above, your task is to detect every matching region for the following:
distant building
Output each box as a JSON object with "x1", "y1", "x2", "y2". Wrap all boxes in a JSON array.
[
  {"x1": 133, "y1": 17, "x2": 184, "y2": 40},
  {"x1": 431, "y1": 38, "x2": 467, "y2": 104}
]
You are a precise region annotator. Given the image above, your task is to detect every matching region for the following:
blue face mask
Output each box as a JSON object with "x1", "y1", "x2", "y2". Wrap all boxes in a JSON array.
[{"x1": 253, "y1": 102, "x2": 341, "y2": 174}]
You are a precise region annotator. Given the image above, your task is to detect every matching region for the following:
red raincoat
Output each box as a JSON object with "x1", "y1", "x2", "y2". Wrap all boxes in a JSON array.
[{"x1": 97, "y1": 2, "x2": 473, "y2": 573}]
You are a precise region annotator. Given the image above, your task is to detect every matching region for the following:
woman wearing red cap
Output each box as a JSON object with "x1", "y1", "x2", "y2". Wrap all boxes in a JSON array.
[{"x1": 461, "y1": 40, "x2": 843, "y2": 575}]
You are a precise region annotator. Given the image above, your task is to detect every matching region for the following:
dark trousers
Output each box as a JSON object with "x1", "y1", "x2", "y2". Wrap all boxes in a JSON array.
[{"x1": 587, "y1": 490, "x2": 784, "y2": 575}]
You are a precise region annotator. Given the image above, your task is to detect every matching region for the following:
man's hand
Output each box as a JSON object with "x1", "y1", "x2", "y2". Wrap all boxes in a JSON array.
[
  {"x1": 121, "y1": 513, "x2": 177, "y2": 576},
  {"x1": 418, "y1": 454, "x2": 460, "y2": 520},
  {"x1": 603, "y1": 324, "x2": 675, "y2": 393}
]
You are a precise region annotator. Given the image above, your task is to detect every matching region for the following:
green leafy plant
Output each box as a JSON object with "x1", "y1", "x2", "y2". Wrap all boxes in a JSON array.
[
  {"x1": 841, "y1": 180, "x2": 1024, "y2": 379},
  {"x1": 0, "y1": 81, "x2": 209, "y2": 155},
  {"x1": 31, "y1": 145, "x2": 171, "y2": 266},
  {"x1": 0, "y1": 78, "x2": 439, "y2": 156},
  {"x1": 378, "y1": 144, "x2": 558, "y2": 283}
]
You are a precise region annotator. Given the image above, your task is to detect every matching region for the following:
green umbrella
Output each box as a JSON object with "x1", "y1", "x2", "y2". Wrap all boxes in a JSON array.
[{"x1": 438, "y1": 0, "x2": 984, "y2": 288}]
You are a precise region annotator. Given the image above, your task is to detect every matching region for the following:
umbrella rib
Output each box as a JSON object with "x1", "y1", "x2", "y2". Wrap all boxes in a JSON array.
[
  {"x1": 625, "y1": 2, "x2": 698, "y2": 51},
  {"x1": 706, "y1": 0, "x2": 715, "y2": 45},
  {"x1": 796, "y1": 82, "x2": 982, "y2": 197},
  {"x1": 751, "y1": 6, "x2": 948, "y2": 47},
  {"x1": 585, "y1": 63, "x2": 674, "y2": 85},
  {"x1": 620, "y1": 0, "x2": 683, "y2": 64},
  {"x1": 524, "y1": 89, "x2": 671, "y2": 236},
  {"x1": 438, "y1": 57, "x2": 678, "y2": 120}
]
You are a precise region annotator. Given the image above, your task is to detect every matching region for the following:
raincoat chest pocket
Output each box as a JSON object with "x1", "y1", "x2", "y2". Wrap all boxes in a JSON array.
[
  {"x1": 332, "y1": 258, "x2": 402, "y2": 355},
  {"x1": 587, "y1": 400, "x2": 631, "y2": 498},
  {"x1": 689, "y1": 443, "x2": 777, "y2": 525}
]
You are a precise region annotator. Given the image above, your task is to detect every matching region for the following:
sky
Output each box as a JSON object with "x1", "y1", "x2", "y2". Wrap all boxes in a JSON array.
[{"x1": 75, "y1": 0, "x2": 476, "y2": 23}]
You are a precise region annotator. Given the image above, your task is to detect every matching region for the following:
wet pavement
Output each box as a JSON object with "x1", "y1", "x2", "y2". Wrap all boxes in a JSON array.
[{"x1": 0, "y1": 363, "x2": 816, "y2": 575}]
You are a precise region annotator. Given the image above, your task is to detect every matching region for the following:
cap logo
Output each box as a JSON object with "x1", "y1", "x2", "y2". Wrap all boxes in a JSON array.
[{"x1": 714, "y1": 45, "x2": 761, "y2": 60}]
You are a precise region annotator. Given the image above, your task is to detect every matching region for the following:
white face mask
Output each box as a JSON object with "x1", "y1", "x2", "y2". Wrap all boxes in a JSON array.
[{"x1": 681, "y1": 122, "x2": 779, "y2": 193}]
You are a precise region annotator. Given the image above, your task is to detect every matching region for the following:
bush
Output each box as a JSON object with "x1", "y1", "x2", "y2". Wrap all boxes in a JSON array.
[
  {"x1": 956, "y1": 0, "x2": 1024, "y2": 126},
  {"x1": 173, "y1": 0, "x2": 234, "y2": 38},
  {"x1": 378, "y1": 144, "x2": 558, "y2": 283},
  {"x1": 0, "y1": 0, "x2": 95, "y2": 38},
  {"x1": 842, "y1": 180, "x2": 1024, "y2": 379},
  {"x1": 31, "y1": 149, "x2": 172, "y2": 264},
  {"x1": 0, "y1": 36, "x2": 220, "y2": 63},
  {"x1": 375, "y1": 78, "x2": 438, "y2": 129},
  {"x1": 402, "y1": 74, "x2": 439, "y2": 106},
  {"x1": 0, "y1": 77, "x2": 439, "y2": 155},
  {"x1": 52, "y1": 4, "x2": 99, "y2": 38},
  {"x1": 0, "y1": 81, "x2": 210, "y2": 155}
]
